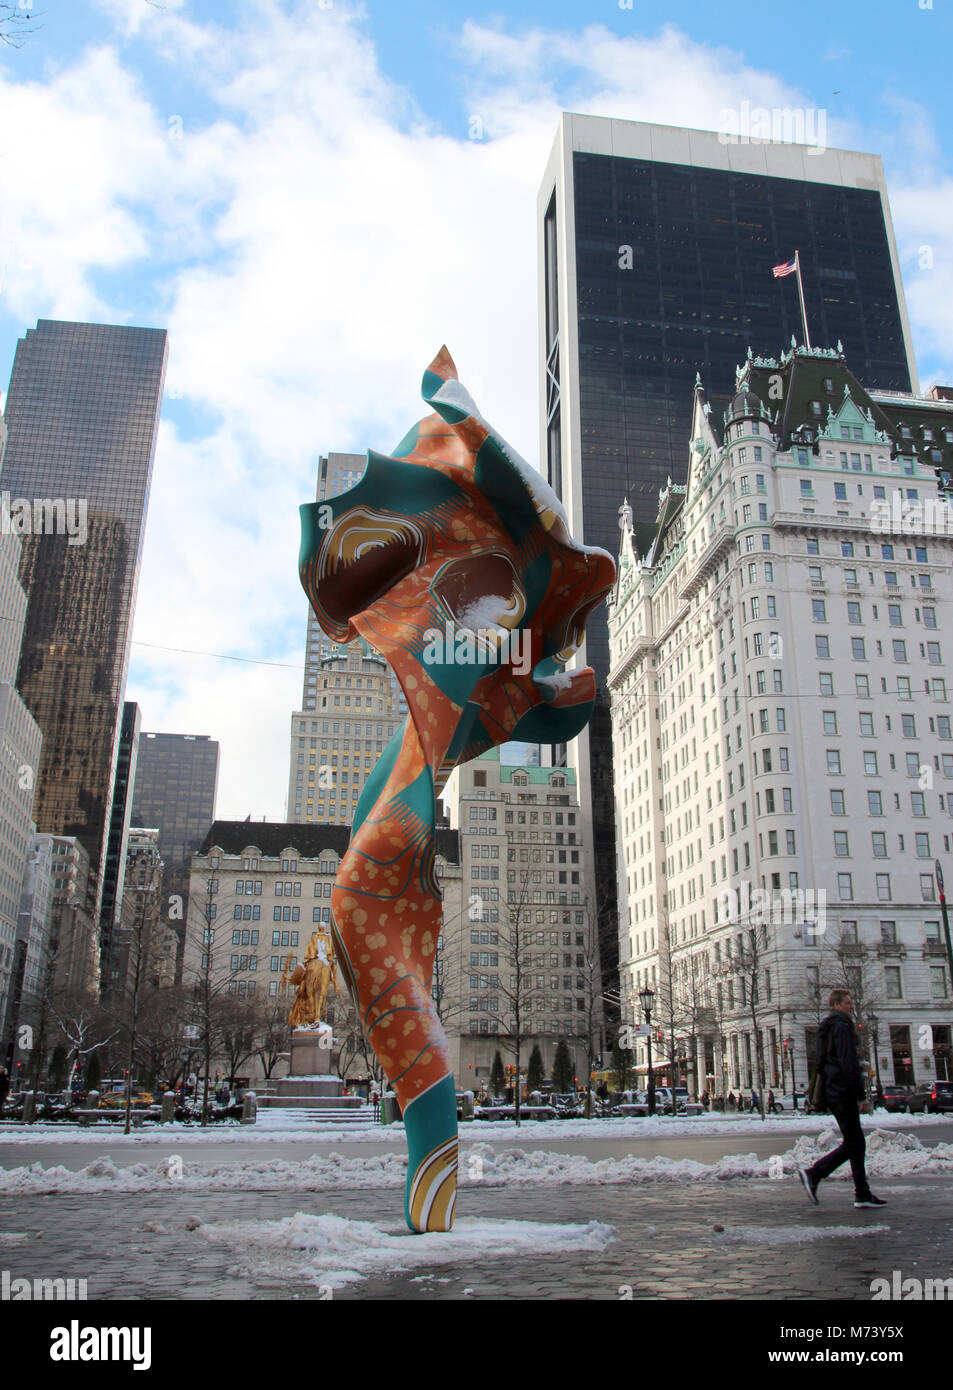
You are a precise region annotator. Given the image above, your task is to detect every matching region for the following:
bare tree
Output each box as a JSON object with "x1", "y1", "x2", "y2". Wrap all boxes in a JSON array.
[
  {"x1": 431, "y1": 902, "x2": 470, "y2": 1037},
  {"x1": 0, "y1": 3, "x2": 40, "y2": 48},
  {"x1": 46, "y1": 988, "x2": 117, "y2": 1094},
  {"x1": 571, "y1": 892, "x2": 606, "y2": 1116},
  {"x1": 254, "y1": 992, "x2": 292, "y2": 1082},
  {"x1": 786, "y1": 926, "x2": 885, "y2": 1083},
  {"x1": 183, "y1": 874, "x2": 244, "y2": 1123},
  {"x1": 492, "y1": 873, "x2": 536, "y2": 1126},
  {"x1": 137, "y1": 986, "x2": 194, "y2": 1092},
  {"x1": 216, "y1": 993, "x2": 260, "y2": 1087},
  {"x1": 716, "y1": 922, "x2": 774, "y2": 1119},
  {"x1": 673, "y1": 950, "x2": 717, "y2": 1100}
]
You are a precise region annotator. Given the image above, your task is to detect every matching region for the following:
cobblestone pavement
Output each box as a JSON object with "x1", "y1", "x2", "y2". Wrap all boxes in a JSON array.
[{"x1": 1, "y1": 1173, "x2": 949, "y2": 1301}]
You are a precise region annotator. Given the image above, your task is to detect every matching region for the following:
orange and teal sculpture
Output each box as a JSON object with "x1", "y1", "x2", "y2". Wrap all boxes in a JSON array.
[{"x1": 299, "y1": 349, "x2": 614, "y2": 1231}]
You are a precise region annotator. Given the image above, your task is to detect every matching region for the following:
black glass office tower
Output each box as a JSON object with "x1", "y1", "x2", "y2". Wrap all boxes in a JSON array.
[
  {"x1": 131, "y1": 731, "x2": 219, "y2": 980},
  {"x1": 0, "y1": 320, "x2": 167, "y2": 929},
  {"x1": 99, "y1": 700, "x2": 142, "y2": 985},
  {"x1": 538, "y1": 116, "x2": 918, "y2": 1019}
]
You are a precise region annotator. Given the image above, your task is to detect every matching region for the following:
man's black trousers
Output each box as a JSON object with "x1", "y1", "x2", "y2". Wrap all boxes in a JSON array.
[{"x1": 810, "y1": 1100, "x2": 869, "y2": 1196}]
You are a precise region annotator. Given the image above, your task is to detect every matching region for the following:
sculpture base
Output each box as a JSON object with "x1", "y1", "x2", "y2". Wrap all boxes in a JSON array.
[
  {"x1": 256, "y1": 1026, "x2": 364, "y2": 1113},
  {"x1": 288, "y1": 1026, "x2": 334, "y2": 1078}
]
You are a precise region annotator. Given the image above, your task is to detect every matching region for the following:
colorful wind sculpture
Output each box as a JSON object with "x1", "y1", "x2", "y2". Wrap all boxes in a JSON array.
[{"x1": 299, "y1": 349, "x2": 614, "y2": 1231}]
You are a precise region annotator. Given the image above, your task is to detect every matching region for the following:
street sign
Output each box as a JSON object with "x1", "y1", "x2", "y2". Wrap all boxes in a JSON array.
[{"x1": 634, "y1": 1024, "x2": 651, "y2": 1037}]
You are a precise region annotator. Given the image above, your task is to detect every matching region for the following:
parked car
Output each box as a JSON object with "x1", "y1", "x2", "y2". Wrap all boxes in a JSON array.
[
  {"x1": 876, "y1": 1085, "x2": 911, "y2": 1113},
  {"x1": 655, "y1": 1086, "x2": 690, "y2": 1114},
  {"x1": 907, "y1": 1080, "x2": 953, "y2": 1114},
  {"x1": 617, "y1": 1089, "x2": 677, "y2": 1116},
  {"x1": 98, "y1": 1086, "x2": 153, "y2": 1109},
  {"x1": 766, "y1": 1091, "x2": 809, "y2": 1113}
]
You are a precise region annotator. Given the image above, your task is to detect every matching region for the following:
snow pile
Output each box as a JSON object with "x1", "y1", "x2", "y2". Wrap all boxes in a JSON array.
[
  {"x1": 465, "y1": 1141, "x2": 766, "y2": 1186},
  {"x1": 0, "y1": 1150, "x2": 408, "y2": 1195},
  {"x1": 2, "y1": 1129, "x2": 950, "y2": 1196},
  {"x1": 198, "y1": 1212, "x2": 616, "y2": 1289},
  {"x1": 1, "y1": 1110, "x2": 948, "y2": 1144},
  {"x1": 789, "y1": 1127, "x2": 953, "y2": 1178},
  {"x1": 713, "y1": 1224, "x2": 890, "y2": 1246}
]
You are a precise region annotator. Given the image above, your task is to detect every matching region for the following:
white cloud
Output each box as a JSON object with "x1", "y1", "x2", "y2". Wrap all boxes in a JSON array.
[
  {"x1": 1, "y1": 4, "x2": 949, "y2": 819},
  {"x1": 91, "y1": 0, "x2": 189, "y2": 41}
]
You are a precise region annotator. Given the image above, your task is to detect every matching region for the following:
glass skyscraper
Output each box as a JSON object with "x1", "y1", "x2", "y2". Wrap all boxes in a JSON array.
[
  {"x1": 0, "y1": 319, "x2": 168, "y2": 925},
  {"x1": 130, "y1": 730, "x2": 219, "y2": 980},
  {"x1": 537, "y1": 116, "x2": 918, "y2": 1009},
  {"x1": 99, "y1": 700, "x2": 141, "y2": 982}
]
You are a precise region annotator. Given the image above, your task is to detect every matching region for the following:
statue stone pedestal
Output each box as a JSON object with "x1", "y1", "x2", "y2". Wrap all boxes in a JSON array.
[{"x1": 257, "y1": 1025, "x2": 363, "y2": 1113}]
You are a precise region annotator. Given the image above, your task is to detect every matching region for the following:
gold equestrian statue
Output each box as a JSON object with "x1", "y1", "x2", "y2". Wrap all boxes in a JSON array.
[{"x1": 281, "y1": 925, "x2": 337, "y2": 1029}]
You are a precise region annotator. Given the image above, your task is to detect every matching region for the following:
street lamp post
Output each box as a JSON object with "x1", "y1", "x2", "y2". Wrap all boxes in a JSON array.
[
  {"x1": 935, "y1": 860, "x2": 953, "y2": 1009},
  {"x1": 869, "y1": 1014, "x2": 885, "y2": 1109},
  {"x1": 639, "y1": 986, "x2": 656, "y2": 1117},
  {"x1": 787, "y1": 1038, "x2": 798, "y2": 1107}
]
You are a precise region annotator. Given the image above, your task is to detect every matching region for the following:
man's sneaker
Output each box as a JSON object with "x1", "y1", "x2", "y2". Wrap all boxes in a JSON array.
[
  {"x1": 854, "y1": 1193, "x2": 888, "y2": 1208},
  {"x1": 799, "y1": 1167, "x2": 819, "y2": 1205}
]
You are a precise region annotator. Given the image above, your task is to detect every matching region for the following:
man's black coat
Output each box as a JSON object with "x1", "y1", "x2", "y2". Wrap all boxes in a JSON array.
[{"x1": 816, "y1": 1010, "x2": 866, "y2": 1107}]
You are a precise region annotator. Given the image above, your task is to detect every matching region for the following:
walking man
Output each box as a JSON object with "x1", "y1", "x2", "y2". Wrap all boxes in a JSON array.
[{"x1": 799, "y1": 989, "x2": 886, "y2": 1209}]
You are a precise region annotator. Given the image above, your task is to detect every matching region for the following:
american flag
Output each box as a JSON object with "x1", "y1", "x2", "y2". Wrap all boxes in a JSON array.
[{"x1": 773, "y1": 257, "x2": 797, "y2": 279}]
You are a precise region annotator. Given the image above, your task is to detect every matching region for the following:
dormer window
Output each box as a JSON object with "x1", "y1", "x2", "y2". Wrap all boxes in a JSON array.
[
  {"x1": 810, "y1": 401, "x2": 822, "y2": 417},
  {"x1": 823, "y1": 378, "x2": 834, "y2": 393}
]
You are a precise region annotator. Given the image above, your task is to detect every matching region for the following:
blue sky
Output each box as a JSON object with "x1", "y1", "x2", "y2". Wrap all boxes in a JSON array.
[{"x1": 0, "y1": 0, "x2": 950, "y2": 818}]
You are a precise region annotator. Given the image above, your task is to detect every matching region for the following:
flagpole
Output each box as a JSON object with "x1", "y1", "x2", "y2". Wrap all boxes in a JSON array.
[{"x1": 794, "y1": 249, "x2": 811, "y2": 349}]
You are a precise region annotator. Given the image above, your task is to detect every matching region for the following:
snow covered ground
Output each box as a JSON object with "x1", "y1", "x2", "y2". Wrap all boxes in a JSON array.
[
  {"x1": 0, "y1": 1108, "x2": 947, "y2": 1146},
  {"x1": 0, "y1": 1127, "x2": 949, "y2": 1195},
  {"x1": 196, "y1": 1212, "x2": 617, "y2": 1290}
]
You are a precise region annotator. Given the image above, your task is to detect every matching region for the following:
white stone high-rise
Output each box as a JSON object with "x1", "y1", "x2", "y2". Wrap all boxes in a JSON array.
[
  {"x1": 288, "y1": 641, "x2": 402, "y2": 825},
  {"x1": 0, "y1": 410, "x2": 44, "y2": 1041},
  {"x1": 443, "y1": 747, "x2": 599, "y2": 1090},
  {"x1": 609, "y1": 343, "x2": 953, "y2": 1098}
]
